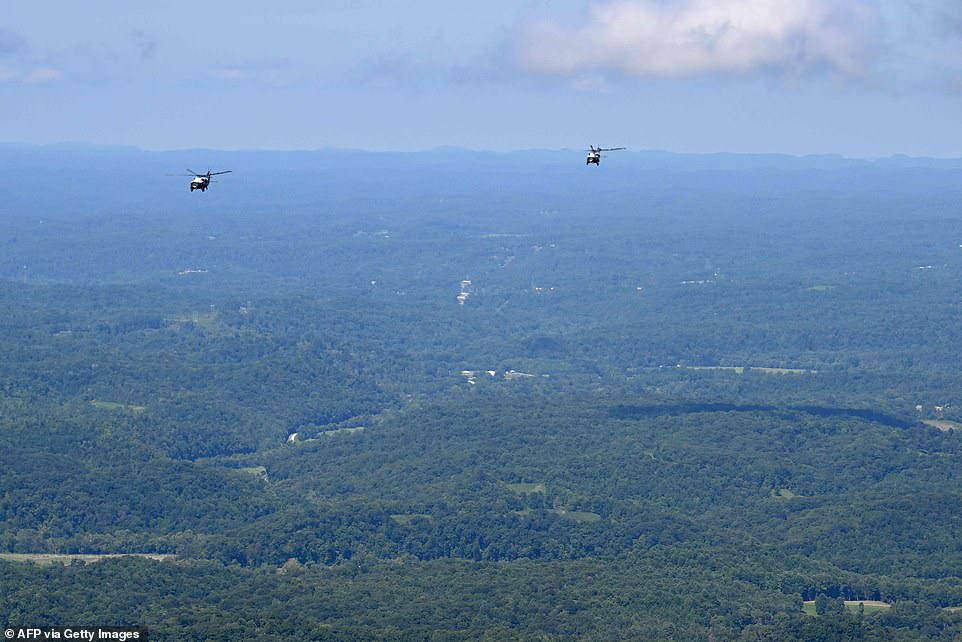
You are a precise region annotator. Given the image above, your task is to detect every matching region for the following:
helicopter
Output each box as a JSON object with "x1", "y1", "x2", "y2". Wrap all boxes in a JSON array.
[
  {"x1": 586, "y1": 146, "x2": 626, "y2": 166},
  {"x1": 176, "y1": 169, "x2": 232, "y2": 192}
]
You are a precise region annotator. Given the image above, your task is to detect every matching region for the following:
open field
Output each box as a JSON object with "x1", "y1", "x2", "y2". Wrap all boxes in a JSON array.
[
  {"x1": 238, "y1": 466, "x2": 268, "y2": 478},
  {"x1": 803, "y1": 600, "x2": 891, "y2": 616},
  {"x1": 923, "y1": 420, "x2": 961, "y2": 432},
  {"x1": 683, "y1": 366, "x2": 816, "y2": 375},
  {"x1": 320, "y1": 426, "x2": 366, "y2": 437},
  {"x1": 772, "y1": 489, "x2": 803, "y2": 500},
  {"x1": 549, "y1": 509, "x2": 602, "y2": 523},
  {"x1": 686, "y1": 366, "x2": 744, "y2": 374},
  {"x1": 504, "y1": 482, "x2": 546, "y2": 494},
  {"x1": 510, "y1": 508, "x2": 601, "y2": 522},
  {"x1": 163, "y1": 313, "x2": 234, "y2": 337},
  {"x1": 289, "y1": 426, "x2": 366, "y2": 443},
  {"x1": 0, "y1": 553, "x2": 174, "y2": 565}
]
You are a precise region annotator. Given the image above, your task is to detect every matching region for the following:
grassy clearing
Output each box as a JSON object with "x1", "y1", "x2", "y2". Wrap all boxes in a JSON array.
[
  {"x1": 772, "y1": 489, "x2": 803, "y2": 500},
  {"x1": 164, "y1": 313, "x2": 234, "y2": 337},
  {"x1": 237, "y1": 466, "x2": 267, "y2": 478},
  {"x1": 504, "y1": 482, "x2": 546, "y2": 494},
  {"x1": 923, "y1": 420, "x2": 961, "y2": 432},
  {"x1": 90, "y1": 400, "x2": 145, "y2": 413},
  {"x1": 0, "y1": 553, "x2": 174, "y2": 566},
  {"x1": 803, "y1": 600, "x2": 891, "y2": 616},
  {"x1": 511, "y1": 508, "x2": 601, "y2": 523},
  {"x1": 238, "y1": 466, "x2": 267, "y2": 475},
  {"x1": 289, "y1": 426, "x2": 366, "y2": 444},
  {"x1": 320, "y1": 426, "x2": 366, "y2": 437},
  {"x1": 848, "y1": 601, "x2": 891, "y2": 614},
  {"x1": 686, "y1": 366, "x2": 744, "y2": 374},
  {"x1": 683, "y1": 366, "x2": 816, "y2": 375},
  {"x1": 549, "y1": 509, "x2": 602, "y2": 523}
]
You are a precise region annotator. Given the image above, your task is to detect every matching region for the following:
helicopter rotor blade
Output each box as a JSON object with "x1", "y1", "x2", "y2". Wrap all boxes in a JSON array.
[
  {"x1": 186, "y1": 169, "x2": 201, "y2": 176},
  {"x1": 209, "y1": 170, "x2": 232, "y2": 176}
]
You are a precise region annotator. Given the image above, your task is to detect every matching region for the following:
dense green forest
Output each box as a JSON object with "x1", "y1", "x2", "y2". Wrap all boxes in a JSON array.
[{"x1": 3, "y1": 147, "x2": 962, "y2": 639}]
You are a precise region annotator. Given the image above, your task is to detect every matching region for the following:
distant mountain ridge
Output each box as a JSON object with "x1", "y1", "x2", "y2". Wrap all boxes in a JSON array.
[{"x1": 2, "y1": 142, "x2": 962, "y2": 170}]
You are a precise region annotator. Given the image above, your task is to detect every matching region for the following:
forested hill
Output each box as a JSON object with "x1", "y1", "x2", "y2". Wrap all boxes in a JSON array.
[{"x1": 3, "y1": 146, "x2": 962, "y2": 640}]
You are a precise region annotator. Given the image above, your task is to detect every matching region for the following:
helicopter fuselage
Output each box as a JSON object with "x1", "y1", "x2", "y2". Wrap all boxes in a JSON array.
[
  {"x1": 184, "y1": 169, "x2": 229, "y2": 192},
  {"x1": 585, "y1": 146, "x2": 624, "y2": 166},
  {"x1": 190, "y1": 177, "x2": 210, "y2": 192}
]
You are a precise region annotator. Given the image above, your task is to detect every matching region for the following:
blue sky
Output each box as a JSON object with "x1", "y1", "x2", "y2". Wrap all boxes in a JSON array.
[{"x1": 2, "y1": 0, "x2": 962, "y2": 157}]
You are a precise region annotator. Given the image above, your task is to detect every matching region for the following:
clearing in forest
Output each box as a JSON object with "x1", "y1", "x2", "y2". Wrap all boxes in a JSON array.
[
  {"x1": 803, "y1": 600, "x2": 891, "y2": 616},
  {"x1": 771, "y1": 489, "x2": 803, "y2": 500},
  {"x1": 0, "y1": 553, "x2": 174, "y2": 565},
  {"x1": 504, "y1": 482, "x2": 546, "y2": 494},
  {"x1": 684, "y1": 366, "x2": 816, "y2": 375},
  {"x1": 922, "y1": 420, "x2": 960, "y2": 432},
  {"x1": 90, "y1": 400, "x2": 145, "y2": 413}
]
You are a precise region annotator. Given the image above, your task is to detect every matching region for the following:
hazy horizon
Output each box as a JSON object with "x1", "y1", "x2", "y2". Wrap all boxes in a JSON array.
[
  {"x1": 3, "y1": 141, "x2": 962, "y2": 163},
  {"x1": 4, "y1": 2, "x2": 962, "y2": 157}
]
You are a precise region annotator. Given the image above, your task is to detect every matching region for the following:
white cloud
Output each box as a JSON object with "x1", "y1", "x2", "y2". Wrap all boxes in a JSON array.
[{"x1": 515, "y1": 0, "x2": 881, "y2": 80}]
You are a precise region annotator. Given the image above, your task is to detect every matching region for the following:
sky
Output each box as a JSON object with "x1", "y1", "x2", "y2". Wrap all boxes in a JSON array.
[{"x1": 2, "y1": 0, "x2": 962, "y2": 157}]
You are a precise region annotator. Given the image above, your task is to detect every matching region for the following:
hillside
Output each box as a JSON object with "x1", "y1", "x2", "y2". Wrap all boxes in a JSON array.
[{"x1": 2, "y1": 147, "x2": 962, "y2": 640}]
